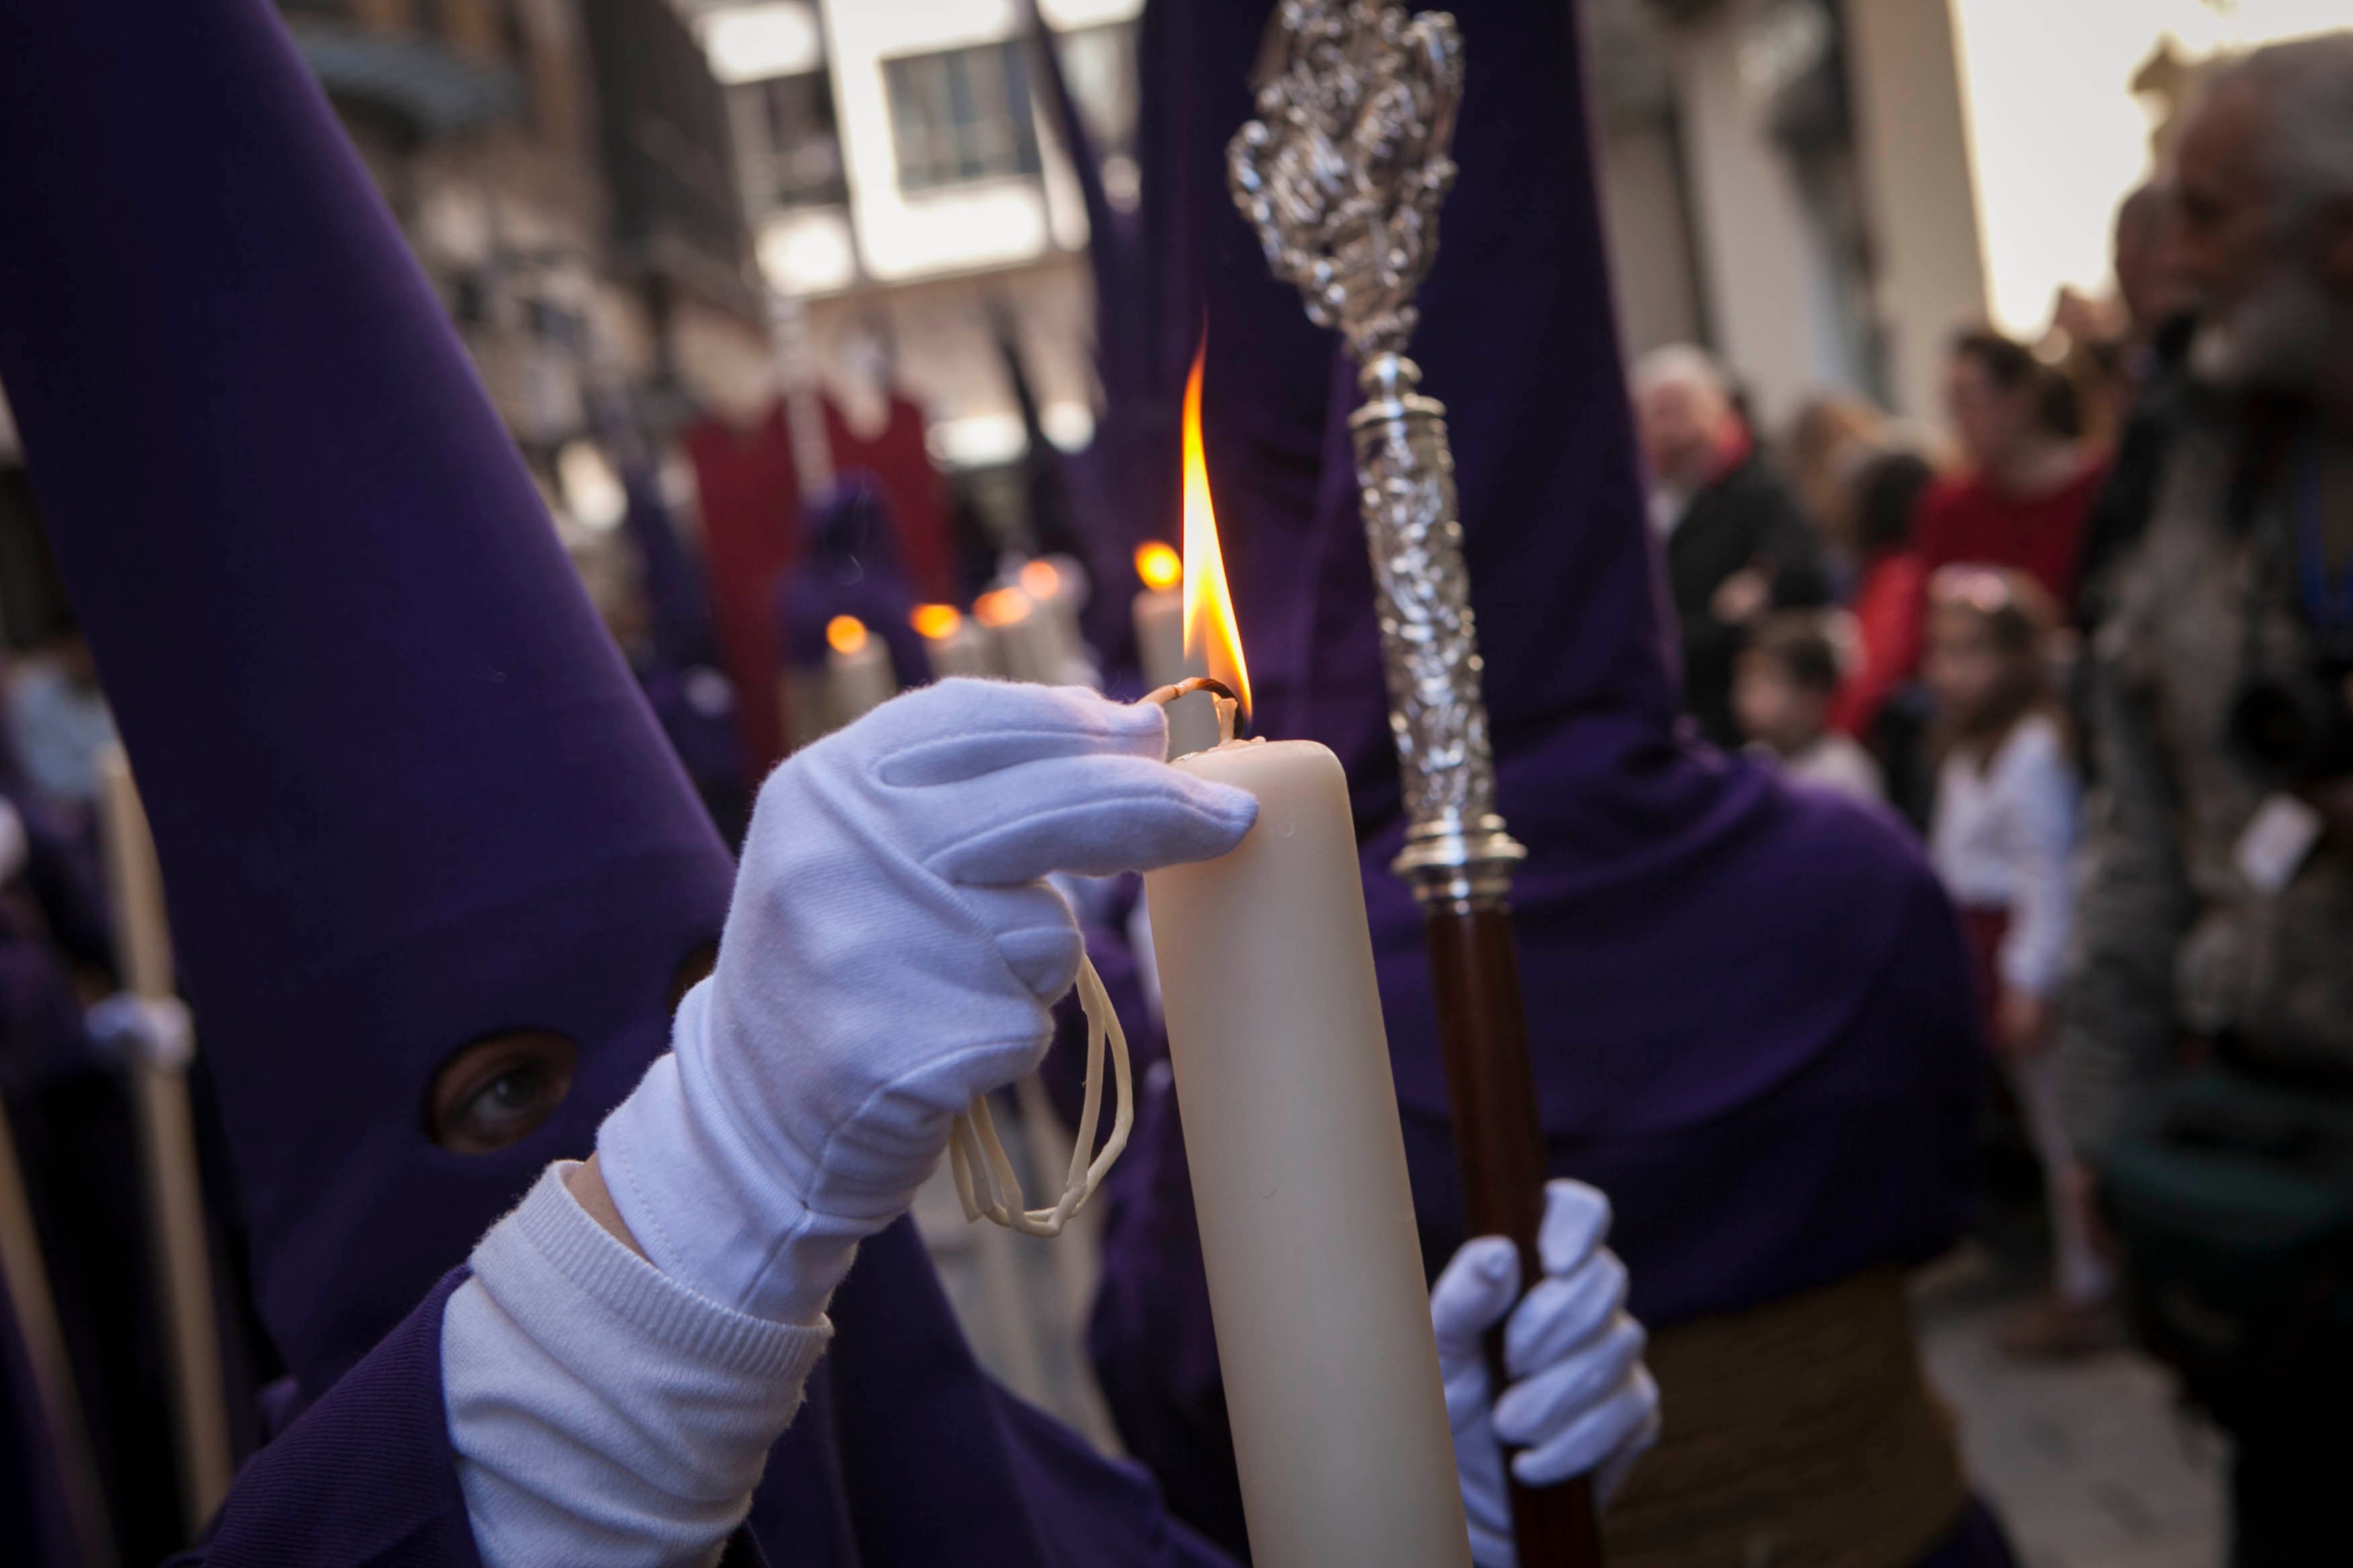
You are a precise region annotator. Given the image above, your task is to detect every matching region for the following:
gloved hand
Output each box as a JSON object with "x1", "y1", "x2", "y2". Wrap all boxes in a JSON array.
[
  {"x1": 599, "y1": 679, "x2": 1257, "y2": 1325},
  {"x1": 1432, "y1": 1180, "x2": 1661, "y2": 1568}
]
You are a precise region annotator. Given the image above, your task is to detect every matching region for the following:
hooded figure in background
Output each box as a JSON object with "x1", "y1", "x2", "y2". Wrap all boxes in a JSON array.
[
  {"x1": 777, "y1": 473, "x2": 932, "y2": 696},
  {"x1": 0, "y1": 3, "x2": 1659, "y2": 1564},
  {"x1": 1086, "y1": 4, "x2": 2013, "y2": 1567},
  {"x1": 610, "y1": 461, "x2": 750, "y2": 846}
]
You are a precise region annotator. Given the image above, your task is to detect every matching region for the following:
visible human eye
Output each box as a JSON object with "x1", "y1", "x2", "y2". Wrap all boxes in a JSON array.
[{"x1": 426, "y1": 1032, "x2": 578, "y2": 1155}]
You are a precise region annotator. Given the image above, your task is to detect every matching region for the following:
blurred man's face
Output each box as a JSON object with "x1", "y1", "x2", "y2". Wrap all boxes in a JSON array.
[
  {"x1": 2176, "y1": 83, "x2": 2334, "y2": 392},
  {"x1": 2114, "y1": 189, "x2": 2190, "y2": 335},
  {"x1": 1635, "y1": 378, "x2": 1729, "y2": 493}
]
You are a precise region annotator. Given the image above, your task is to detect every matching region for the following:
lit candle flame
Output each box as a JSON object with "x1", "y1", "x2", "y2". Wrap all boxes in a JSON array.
[
  {"x1": 1180, "y1": 343, "x2": 1250, "y2": 719},
  {"x1": 1135, "y1": 540, "x2": 1182, "y2": 593},
  {"x1": 825, "y1": 614, "x2": 869, "y2": 656},
  {"x1": 911, "y1": 603, "x2": 963, "y2": 640},
  {"x1": 1019, "y1": 559, "x2": 1063, "y2": 601},
  {"x1": 973, "y1": 587, "x2": 1031, "y2": 628}
]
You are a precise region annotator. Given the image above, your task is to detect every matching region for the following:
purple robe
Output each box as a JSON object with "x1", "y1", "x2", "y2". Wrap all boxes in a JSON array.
[
  {"x1": 173, "y1": 1221, "x2": 1229, "y2": 1568},
  {"x1": 0, "y1": 1280, "x2": 83, "y2": 1568},
  {"x1": 0, "y1": 3, "x2": 1238, "y2": 1561},
  {"x1": 1084, "y1": 1, "x2": 2001, "y2": 1561}
]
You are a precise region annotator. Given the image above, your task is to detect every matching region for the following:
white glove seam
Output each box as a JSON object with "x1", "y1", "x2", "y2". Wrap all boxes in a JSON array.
[
  {"x1": 865, "y1": 718, "x2": 1164, "y2": 790},
  {"x1": 751, "y1": 1029, "x2": 1051, "y2": 1242}
]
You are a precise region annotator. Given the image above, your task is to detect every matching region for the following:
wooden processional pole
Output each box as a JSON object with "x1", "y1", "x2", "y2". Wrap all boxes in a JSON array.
[
  {"x1": 1229, "y1": 5, "x2": 1604, "y2": 1565},
  {"x1": 0, "y1": 1085, "x2": 118, "y2": 1566},
  {"x1": 96, "y1": 746, "x2": 234, "y2": 1537}
]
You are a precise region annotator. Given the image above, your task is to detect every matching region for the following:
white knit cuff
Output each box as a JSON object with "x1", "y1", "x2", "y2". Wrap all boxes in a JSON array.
[
  {"x1": 479, "y1": 1161, "x2": 832, "y2": 1379},
  {"x1": 447, "y1": 1163, "x2": 833, "y2": 1568}
]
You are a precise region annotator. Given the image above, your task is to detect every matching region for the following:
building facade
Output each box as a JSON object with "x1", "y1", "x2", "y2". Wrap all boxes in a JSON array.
[
  {"x1": 685, "y1": 0, "x2": 1137, "y2": 511},
  {"x1": 276, "y1": 0, "x2": 764, "y2": 488}
]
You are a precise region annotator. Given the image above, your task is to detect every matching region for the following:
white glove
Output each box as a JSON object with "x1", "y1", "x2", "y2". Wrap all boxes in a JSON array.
[
  {"x1": 598, "y1": 679, "x2": 1257, "y2": 1324},
  {"x1": 1433, "y1": 1180, "x2": 1661, "y2": 1568}
]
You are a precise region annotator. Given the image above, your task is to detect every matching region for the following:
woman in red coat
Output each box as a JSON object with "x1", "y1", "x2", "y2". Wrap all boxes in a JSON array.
[{"x1": 1914, "y1": 330, "x2": 2110, "y2": 611}]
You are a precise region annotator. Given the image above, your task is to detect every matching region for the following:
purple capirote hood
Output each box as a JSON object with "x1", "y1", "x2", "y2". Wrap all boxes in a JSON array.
[{"x1": 0, "y1": 0, "x2": 734, "y2": 1395}]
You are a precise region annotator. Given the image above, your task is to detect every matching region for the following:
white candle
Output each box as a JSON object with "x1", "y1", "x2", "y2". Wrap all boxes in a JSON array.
[
  {"x1": 1143, "y1": 736, "x2": 1470, "y2": 1568},
  {"x1": 1021, "y1": 555, "x2": 1092, "y2": 679},
  {"x1": 824, "y1": 616, "x2": 897, "y2": 725},
  {"x1": 1132, "y1": 542, "x2": 1218, "y2": 758},
  {"x1": 1133, "y1": 583, "x2": 1187, "y2": 688},
  {"x1": 975, "y1": 587, "x2": 1062, "y2": 685},
  {"x1": 913, "y1": 604, "x2": 996, "y2": 680}
]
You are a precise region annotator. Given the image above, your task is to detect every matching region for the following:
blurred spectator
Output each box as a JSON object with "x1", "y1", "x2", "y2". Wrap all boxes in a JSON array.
[
  {"x1": 1831, "y1": 450, "x2": 1937, "y2": 737},
  {"x1": 1784, "y1": 393, "x2": 1886, "y2": 573},
  {"x1": 2060, "y1": 36, "x2": 2353, "y2": 1562},
  {"x1": 2113, "y1": 181, "x2": 2196, "y2": 373},
  {"x1": 1734, "y1": 612, "x2": 1883, "y2": 801},
  {"x1": 1634, "y1": 345, "x2": 1830, "y2": 748},
  {"x1": 1917, "y1": 330, "x2": 2109, "y2": 612},
  {"x1": 1833, "y1": 451, "x2": 1942, "y2": 825},
  {"x1": 2075, "y1": 183, "x2": 2198, "y2": 630},
  {"x1": 1921, "y1": 565, "x2": 2107, "y2": 1357}
]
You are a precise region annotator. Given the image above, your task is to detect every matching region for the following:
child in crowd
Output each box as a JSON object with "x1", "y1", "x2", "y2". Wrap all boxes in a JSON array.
[
  {"x1": 1732, "y1": 614, "x2": 1884, "y2": 802},
  {"x1": 1922, "y1": 564, "x2": 2109, "y2": 1356}
]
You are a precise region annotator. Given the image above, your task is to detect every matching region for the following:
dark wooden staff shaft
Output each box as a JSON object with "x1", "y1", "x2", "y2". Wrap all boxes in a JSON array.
[{"x1": 1424, "y1": 908, "x2": 1603, "y2": 1568}]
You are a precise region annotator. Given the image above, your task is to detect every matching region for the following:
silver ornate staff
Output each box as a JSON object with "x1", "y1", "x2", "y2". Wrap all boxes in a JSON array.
[{"x1": 1231, "y1": 7, "x2": 1603, "y2": 1567}]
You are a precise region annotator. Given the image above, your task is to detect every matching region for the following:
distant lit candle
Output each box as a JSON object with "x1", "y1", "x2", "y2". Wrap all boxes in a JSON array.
[
  {"x1": 912, "y1": 603, "x2": 994, "y2": 680},
  {"x1": 1140, "y1": 359, "x2": 1467, "y2": 1568},
  {"x1": 824, "y1": 614, "x2": 895, "y2": 725},
  {"x1": 1135, "y1": 540, "x2": 1218, "y2": 756},
  {"x1": 974, "y1": 585, "x2": 1060, "y2": 686},
  {"x1": 1019, "y1": 556, "x2": 1093, "y2": 685},
  {"x1": 1131, "y1": 540, "x2": 1189, "y2": 683}
]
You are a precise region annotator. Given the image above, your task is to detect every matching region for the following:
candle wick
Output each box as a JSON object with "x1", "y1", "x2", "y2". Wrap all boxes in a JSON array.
[
  {"x1": 1142, "y1": 675, "x2": 1244, "y2": 745},
  {"x1": 1141, "y1": 675, "x2": 1239, "y2": 709}
]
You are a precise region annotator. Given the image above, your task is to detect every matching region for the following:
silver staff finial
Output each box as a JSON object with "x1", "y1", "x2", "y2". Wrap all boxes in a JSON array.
[
  {"x1": 1229, "y1": 0, "x2": 1519, "y2": 908},
  {"x1": 1229, "y1": 1, "x2": 1463, "y2": 366}
]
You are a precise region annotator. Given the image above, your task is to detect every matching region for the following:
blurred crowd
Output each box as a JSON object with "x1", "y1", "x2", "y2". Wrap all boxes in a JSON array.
[{"x1": 1637, "y1": 34, "x2": 2353, "y2": 1554}]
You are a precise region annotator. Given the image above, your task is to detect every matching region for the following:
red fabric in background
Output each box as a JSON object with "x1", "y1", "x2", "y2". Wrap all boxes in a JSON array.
[
  {"x1": 682, "y1": 406, "x2": 799, "y2": 774},
  {"x1": 1957, "y1": 904, "x2": 2011, "y2": 1041},
  {"x1": 826, "y1": 395, "x2": 951, "y2": 603},
  {"x1": 1832, "y1": 548, "x2": 1927, "y2": 738},
  {"x1": 1913, "y1": 460, "x2": 2109, "y2": 612}
]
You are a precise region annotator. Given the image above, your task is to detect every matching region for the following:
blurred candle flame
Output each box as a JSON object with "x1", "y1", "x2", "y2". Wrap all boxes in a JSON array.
[
  {"x1": 1019, "y1": 559, "x2": 1063, "y2": 600},
  {"x1": 1135, "y1": 540, "x2": 1182, "y2": 592},
  {"x1": 1180, "y1": 343, "x2": 1250, "y2": 719},
  {"x1": 973, "y1": 587, "x2": 1031, "y2": 628},
  {"x1": 825, "y1": 615, "x2": 869, "y2": 655},
  {"x1": 911, "y1": 603, "x2": 963, "y2": 640}
]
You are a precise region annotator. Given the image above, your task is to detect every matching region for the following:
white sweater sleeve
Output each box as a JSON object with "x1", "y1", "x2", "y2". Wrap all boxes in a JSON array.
[
  {"x1": 1994, "y1": 719, "x2": 2081, "y2": 999},
  {"x1": 441, "y1": 1161, "x2": 832, "y2": 1568}
]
